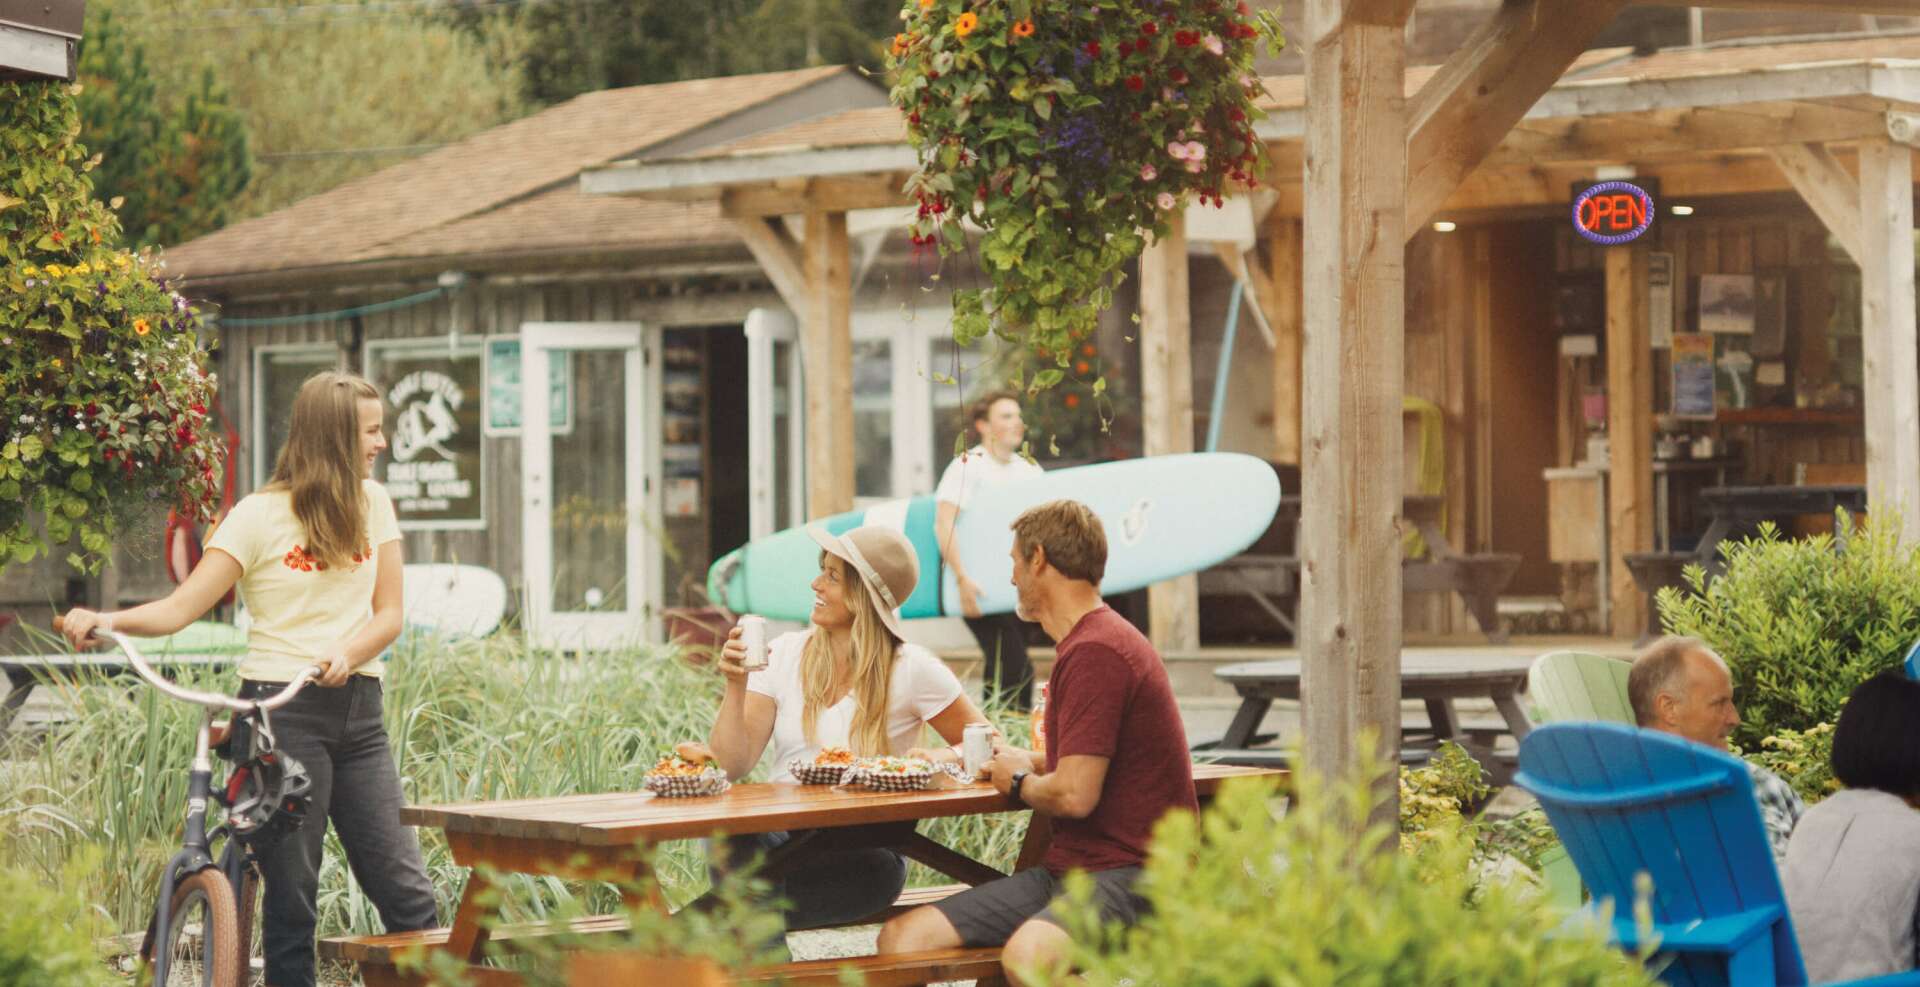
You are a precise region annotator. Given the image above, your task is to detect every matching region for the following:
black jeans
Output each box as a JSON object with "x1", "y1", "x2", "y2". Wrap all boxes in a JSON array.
[
  {"x1": 964, "y1": 613, "x2": 1033, "y2": 711},
  {"x1": 241, "y1": 677, "x2": 438, "y2": 987},
  {"x1": 709, "y1": 824, "x2": 909, "y2": 934}
]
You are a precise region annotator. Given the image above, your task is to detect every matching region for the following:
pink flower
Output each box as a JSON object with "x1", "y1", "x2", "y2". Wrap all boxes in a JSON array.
[
  {"x1": 1167, "y1": 141, "x2": 1192, "y2": 161},
  {"x1": 1157, "y1": 192, "x2": 1177, "y2": 210},
  {"x1": 1140, "y1": 163, "x2": 1157, "y2": 181},
  {"x1": 1169, "y1": 140, "x2": 1207, "y2": 163},
  {"x1": 1186, "y1": 141, "x2": 1206, "y2": 161},
  {"x1": 1203, "y1": 33, "x2": 1224, "y2": 55},
  {"x1": 1186, "y1": 160, "x2": 1205, "y2": 173}
]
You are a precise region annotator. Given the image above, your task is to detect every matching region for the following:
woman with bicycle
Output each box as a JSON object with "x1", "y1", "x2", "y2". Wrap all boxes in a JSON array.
[
  {"x1": 702, "y1": 523, "x2": 991, "y2": 941},
  {"x1": 63, "y1": 371, "x2": 437, "y2": 987}
]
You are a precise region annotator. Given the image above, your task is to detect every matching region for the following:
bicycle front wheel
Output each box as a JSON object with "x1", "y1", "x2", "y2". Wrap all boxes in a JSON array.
[{"x1": 145, "y1": 868, "x2": 243, "y2": 987}]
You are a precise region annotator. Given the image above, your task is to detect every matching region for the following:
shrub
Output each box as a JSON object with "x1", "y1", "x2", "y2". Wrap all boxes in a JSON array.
[
  {"x1": 1044, "y1": 760, "x2": 1653, "y2": 987},
  {"x1": 0, "y1": 80, "x2": 224, "y2": 575},
  {"x1": 1401, "y1": 741, "x2": 1559, "y2": 876},
  {"x1": 1741, "y1": 722, "x2": 1839, "y2": 804},
  {"x1": 1657, "y1": 512, "x2": 1920, "y2": 746},
  {"x1": 0, "y1": 855, "x2": 115, "y2": 987}
]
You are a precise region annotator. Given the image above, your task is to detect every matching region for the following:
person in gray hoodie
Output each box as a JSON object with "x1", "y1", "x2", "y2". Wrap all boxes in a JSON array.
[{"x1": 1782, "y1": 671, "x2": 1920, "y2": 983}]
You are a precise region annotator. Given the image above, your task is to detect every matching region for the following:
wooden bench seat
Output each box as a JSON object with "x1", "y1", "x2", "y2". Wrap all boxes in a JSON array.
[
  {"x1": 319, "y1": 884, "x2": 976, "y2": 966},
  {"x1": 1199, "y1": 551, "x2": 1520, "y2": 643},
  {"x1": 736, "y1": 946, "x2": 1005, "y2": 986}
]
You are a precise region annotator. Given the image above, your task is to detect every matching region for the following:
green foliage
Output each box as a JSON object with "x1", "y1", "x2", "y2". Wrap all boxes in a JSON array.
[
  {"x1": 890, "y1": 0, "x2": 1282, "y2": 377},
  {"x1": 0, "y1": 854, "x2": 116, "y2": 987},
  {"x1": 1742, "y1": 722, "x2": 1839, "y2": 804},
  {"x1": 0, "y1": 630, "x2": 1033, "y2": 937},
  {"x1": 1043, "y1": 761, "x2": 1654, "y2": 987},
  {"x1": 1658, "y1": 512, "x2": 1920, "y2": 746},
  {"x1": 94, "y1": 0, "x2": 526, "y2": 224},
  {"x1": 0, "y1": 81, "x2": 224, "y2": 575},
  {"x1": 501, "y1": 0, "x2": 901, "y2": 106},
  {"x1": 76, "y1": 7, "x2": 251, "y2": 248},
  {"x1": 1399, "y1": 742, "x2": 1560, "y2": 875}
]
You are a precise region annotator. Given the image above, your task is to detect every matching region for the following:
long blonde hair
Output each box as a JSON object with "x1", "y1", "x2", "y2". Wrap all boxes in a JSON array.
[
  {"x1": 800, "y1": 553, "x2": 903, "y2": 755},
  {"x1": 264, "y1": 371, "x2": 381, "y2": 569}
]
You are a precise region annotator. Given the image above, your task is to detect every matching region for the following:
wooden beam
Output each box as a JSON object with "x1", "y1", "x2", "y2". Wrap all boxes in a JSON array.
[
  {"x1": 1253, "y1": 217, "x2": 1302, "y2": 465},
  {"x1": 1604, "y1": 246, "x2": 1653, "y2": 639},
  {"x1": 1480, "y1": 104, "x2": 1892, "y2": 167},
  {"x1": 732, "y1": 217, "x2": 808, "y2": 313},
  {"x1": 1139, "y1": 211, "x2": 1201, "y2": 653},
  {"x1": 1858, "y1": 140, "x2": 1920, "y2": 545},
  {"x1": 1768, "y1": 143, "x2": 1865, "y2": 264},
  {"x1": 1299, "y1": 5, "x2": 1407, "y2": 813},
  {"x1": 1636, "y1": 0, "x2": 1920, "y2": 14},
  {"x1": 1405, "y1": 0, "x2": 1628, "y2": 235},
  {"x1": 720, "y1": 175, "x2": 913, "y2": 219},
  {"x1": 1345, "y1": 0, "x2": 1417, "y2": 25},
  {"x1": 800, "y1": 210, "x2": 854, "y2": 519}
]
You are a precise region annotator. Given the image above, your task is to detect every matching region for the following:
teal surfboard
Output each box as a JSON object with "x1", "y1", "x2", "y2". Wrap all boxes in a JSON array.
[{"x1": 706, "y1": 452, "x2": 1281, "y2": 621}]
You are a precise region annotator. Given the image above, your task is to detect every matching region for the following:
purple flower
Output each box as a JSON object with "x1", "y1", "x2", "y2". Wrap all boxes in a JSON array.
[{"x1": 95, "y1": 282, "x2": 109, "y2": 298}]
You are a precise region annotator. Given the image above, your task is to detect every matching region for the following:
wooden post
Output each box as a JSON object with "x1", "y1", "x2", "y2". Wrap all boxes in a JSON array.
[
  {"x1": 801, "y1": 210, "x2": 853, "y2": 519},
  {"x1": 1139, "y1": 211, "x2": 1200, "y2": 653},
  {"x1": 1264, "y1": 216, "x2": 1304, "y2": 465},
  {"x1": 1858, "y1": 141, "x2": 1920, "y2": 544},
  {"x1": 1605, "y1": 246, "x2": 1653, "y2": 639},
  {"x1": 1299, "y1": 0, "x2": 1412, "y2": 809}
]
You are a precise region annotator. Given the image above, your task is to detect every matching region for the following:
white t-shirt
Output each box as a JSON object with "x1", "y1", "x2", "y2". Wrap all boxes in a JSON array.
[
  {"x1": 934, "y1": 445, "x2": 1043, "y2": 510},
  {"x1": 747, "y1": 629, "x2": 965, "y2": 782}
]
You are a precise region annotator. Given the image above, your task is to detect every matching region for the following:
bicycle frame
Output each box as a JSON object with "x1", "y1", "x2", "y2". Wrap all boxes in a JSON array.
[{"x1": 85, "y1": 628, "x2": 313, "y2": 986}]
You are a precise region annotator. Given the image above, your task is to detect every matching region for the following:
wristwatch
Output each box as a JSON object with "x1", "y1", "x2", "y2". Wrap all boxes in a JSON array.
[{"x1": 1009, "y1": 770, "x2": 1029, "y2": 804}]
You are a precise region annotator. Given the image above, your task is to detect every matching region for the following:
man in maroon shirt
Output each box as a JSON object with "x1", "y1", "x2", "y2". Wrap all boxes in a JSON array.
[{"x1": 876, "y1": 499, "x2": 1197, "y2": 985}]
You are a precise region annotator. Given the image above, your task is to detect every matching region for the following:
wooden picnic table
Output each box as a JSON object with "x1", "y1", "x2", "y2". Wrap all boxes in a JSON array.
[
  {"x1": 0, "y1": 651, "x2": 238, "y2": 741},
  {"x1": 334, "y1": 762, "x2": 1281, "y2": 986},
  {"x1": 1691, "y1": 484, "x2": 1868, "y2": 565},
  {"x1": 1197, "y1": 652, "x2": 1535, "y2": 781}
]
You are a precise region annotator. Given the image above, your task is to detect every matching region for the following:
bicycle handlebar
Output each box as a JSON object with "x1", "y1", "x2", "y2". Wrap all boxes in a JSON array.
[{"x1": 53, "y1": 616, "x2": 317, "y2": 714}]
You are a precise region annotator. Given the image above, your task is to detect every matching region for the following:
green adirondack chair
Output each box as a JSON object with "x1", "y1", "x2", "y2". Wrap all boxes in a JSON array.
[
  {"x1": 1527, "y1": 650, "x2": 1635, "y2": 725},
  {"x1": 1526, "y1": 650, "x2": 1637, "y2": 910}
]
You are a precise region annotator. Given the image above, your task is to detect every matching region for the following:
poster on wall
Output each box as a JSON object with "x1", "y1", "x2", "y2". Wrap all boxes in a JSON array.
[
  {"x1": 1671, "y1": 333, "x2": 1716, "y2": 420},
  {"x1": 1648, "y1": 253, "x2": 1674, "y2": 349},
  {"x1": 1751, "y1": 271, "x2": 1788, "y2": 359},
  {"x1": 370, "y1": 343, "x2": 486, "y2": 529},
  {"x1": 1699, "y1": 274, "x2": 1756, "y2": 335},
  {"x1": 482, "y1": 337, "x2": 574, "y2": 436},
  {"x1": 1715, "y1": 336, "x2": 1756, "y2": 411}
]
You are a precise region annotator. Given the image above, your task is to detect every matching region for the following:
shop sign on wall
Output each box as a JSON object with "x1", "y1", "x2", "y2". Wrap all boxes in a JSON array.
[
  {"x1": 372, "y1": 344, "x2": 485, "y2": 529},
  {"x1": 1572, "y1": 180, "x2": 1656, "y2": 246}
]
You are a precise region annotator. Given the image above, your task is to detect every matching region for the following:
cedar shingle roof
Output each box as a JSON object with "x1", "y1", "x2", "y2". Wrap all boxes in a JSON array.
[{"x1": 166, "y1": 65, "x2": 856, "y2": 282}]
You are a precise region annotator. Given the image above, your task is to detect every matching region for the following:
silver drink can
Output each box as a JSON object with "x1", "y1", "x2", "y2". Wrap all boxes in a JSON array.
[
  {"x1": 737, "y1": 615, "x2": 768, "y2": 672},
  {"x1": 962, "y1": 722, "x2": 995, "y2": 779}
]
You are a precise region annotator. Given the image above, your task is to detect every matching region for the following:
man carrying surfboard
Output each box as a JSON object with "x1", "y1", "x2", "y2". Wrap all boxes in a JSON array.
[
  {"x1": 877, "y1": 499, "x2": 1196, "y2": 987},
  {"x1": 935, "y1": 390, "x2": 1043, "y2": 711}
]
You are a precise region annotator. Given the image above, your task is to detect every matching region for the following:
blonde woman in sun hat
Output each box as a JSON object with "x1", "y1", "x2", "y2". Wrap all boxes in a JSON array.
[{"x1": 701, "y1": 523, "x2": 990, "y2": 936}]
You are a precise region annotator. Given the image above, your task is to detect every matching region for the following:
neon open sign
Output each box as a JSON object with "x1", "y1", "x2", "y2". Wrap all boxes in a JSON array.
[{"x1": 1573, "y1": 180, "x2": 1655, "y2": 245}]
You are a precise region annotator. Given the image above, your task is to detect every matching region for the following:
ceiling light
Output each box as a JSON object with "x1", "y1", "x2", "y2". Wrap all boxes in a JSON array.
[
  {"x1": 1670, "y1": 205, "x2": 1695, "y2": 216},
  {"x1": 1432, "y1": 221, "x2": 1457, "y2": 233}
]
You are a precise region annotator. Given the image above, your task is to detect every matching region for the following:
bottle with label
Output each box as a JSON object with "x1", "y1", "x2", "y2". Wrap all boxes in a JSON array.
[{"x1": 1029, "y1": 681, "x2": 1048, "y2": 757}]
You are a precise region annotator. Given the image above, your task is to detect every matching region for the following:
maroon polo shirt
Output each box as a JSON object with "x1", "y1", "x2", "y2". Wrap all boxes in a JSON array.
[{"x1": 1041, "y1": 606, "x2": 1198, "y2": 875}]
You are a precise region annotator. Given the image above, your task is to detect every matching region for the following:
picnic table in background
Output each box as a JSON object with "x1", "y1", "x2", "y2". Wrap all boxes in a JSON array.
[
  {"x1": 1195, "y1": 653, "x2": 1535, "y2": 783},
  {"x1": 322, "y1": 762, "x2": 1282, "y2": 987},
  {"x1": 1692, "y1": 484, "x2": 1868, "y2": 566},
  {"x1": 0, "y1": 619, "x2": 244, "y2": 741},
  {"x1": 1199, "y1": 494, "x2": 1521, "y2": 643}
]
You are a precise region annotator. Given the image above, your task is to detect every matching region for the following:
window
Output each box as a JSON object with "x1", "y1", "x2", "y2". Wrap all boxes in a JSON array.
[{"x1": 252, "y1": 346, "x2": 336, "y2": 487}]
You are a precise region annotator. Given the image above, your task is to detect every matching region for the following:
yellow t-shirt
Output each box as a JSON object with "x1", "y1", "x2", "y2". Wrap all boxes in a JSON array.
[{"x1": 206, "y1": 478, "x2": 403, "y2": 682}]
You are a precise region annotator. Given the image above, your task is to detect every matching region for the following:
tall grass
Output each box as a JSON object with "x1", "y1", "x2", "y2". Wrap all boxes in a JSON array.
[{"x1": 0, "y1": 631, "x2": 1034, "y2": 940}]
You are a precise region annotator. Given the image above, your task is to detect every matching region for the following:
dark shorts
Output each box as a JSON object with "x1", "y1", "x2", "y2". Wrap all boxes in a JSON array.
[{"x1": 931, "y1": 866, "x2": 1146, "y2": 948}]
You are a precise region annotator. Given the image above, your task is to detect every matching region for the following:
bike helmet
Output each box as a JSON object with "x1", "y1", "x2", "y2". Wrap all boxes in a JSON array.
[{"x1": 219, "y1": 744, "x2": 312, "y2": 850}]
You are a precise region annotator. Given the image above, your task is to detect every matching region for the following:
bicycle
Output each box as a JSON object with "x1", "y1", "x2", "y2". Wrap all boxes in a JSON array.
[{"x1": 57, "y1": 617, "x2": 317, "y2": 987}]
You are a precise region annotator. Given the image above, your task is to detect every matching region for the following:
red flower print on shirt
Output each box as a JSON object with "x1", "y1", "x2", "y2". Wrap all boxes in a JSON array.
[{"x1": 282, "y1": 541, "x2": 373, "y2": 573}]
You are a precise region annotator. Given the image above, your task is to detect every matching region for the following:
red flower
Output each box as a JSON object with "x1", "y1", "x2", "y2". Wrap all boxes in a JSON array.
[
  {"x1": 1075, "y1": 360, "x2": 1091, "y2": 374},
  {"x1": 1083, "y1": 41, "x2": 1101, "y2": 57},
  {"x1": 1229, "y1": 107, "x2": 1245, "y2": 122},
  {"x1": 1140, "y1": 21, "x2": 1157, "y2": 35},
  {"x1": 1237, "y1": 0, "x2": 1250, "y2": 12},
  {"x1": 1064, "y1": 393, "x2": 1081, "y2": 409},
  {"x1": 50, "y1": 231, "x2": 63, "y2": 243},
  {"x1": 1125, "y1": 74, "x2": 1145, "y2": 92},
  {"x1": 1169, "y1": 68, "x2": 1188, "y2": 84},
  {"x1": 1118, "y1": 40, "x2": 1133, "y2": 55},
  {"x1": 1175, "y1": 29, "x2": 1200, "y2": 46}
]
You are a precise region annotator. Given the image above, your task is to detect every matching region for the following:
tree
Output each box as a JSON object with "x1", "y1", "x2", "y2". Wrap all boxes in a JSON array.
[
  {"x1": 76, "y1": 7, "x2": 252, "y2": 249},
  {"x1": 88, "y1": 0, "x2": 529, "y2": 228},
  {"x1": 510, "y1": 0, "x2": 898, "y2": 107}
]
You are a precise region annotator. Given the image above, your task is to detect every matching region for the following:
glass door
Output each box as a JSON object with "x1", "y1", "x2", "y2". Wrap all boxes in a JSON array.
[
  {"x1": 744, "y1": 308, "x2": 805, "y2": 539},
  {"x1": 519, "y1": 322, "x2": 657, "y2": 650}
]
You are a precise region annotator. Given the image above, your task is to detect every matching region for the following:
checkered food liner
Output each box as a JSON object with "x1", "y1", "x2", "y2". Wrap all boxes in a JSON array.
[
  {"x1": 788, "y1": 760, "x2": 852, "y2": 786},
  {"x1": 644, "y1": 766, "x2": 730, "y2": 798},
  {"x1": 841, "y1": 756, "x2": 939, "y2": 792}
]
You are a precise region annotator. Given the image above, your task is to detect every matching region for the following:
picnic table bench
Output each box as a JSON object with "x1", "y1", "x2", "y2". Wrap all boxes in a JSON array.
[
  {"x1": 322, "y1": 762, "x2": 1281, "y2": 987},
  {"x1": 1199, "y1": 495, "x2": 1520, "y2": 643},
  {"x1": 1193, "y1": 653, "x2": 1535, "y2": 783}
]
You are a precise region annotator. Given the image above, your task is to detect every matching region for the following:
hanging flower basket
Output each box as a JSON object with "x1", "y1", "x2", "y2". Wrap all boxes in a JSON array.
[
  {"x1": 1, "y1": 82, "x2": 225, "y2": 573},
  {"x1": 888, "y1": 0, "x2": 1279, "y2": 385}
]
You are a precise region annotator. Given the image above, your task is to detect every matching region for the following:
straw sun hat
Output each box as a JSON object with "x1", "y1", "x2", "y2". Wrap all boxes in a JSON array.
[{"x1": 805, "y1": 524, "x2": 920, "y2": 639}]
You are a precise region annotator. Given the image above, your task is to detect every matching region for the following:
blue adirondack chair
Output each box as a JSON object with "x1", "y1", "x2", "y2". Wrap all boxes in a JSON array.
[
  {"x1": 1517, "y1": 722, "x2": 1920, "y2": 987},
  {"x1": 1904, "y1": 638, "x2": 1920, "y2": 680}
]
